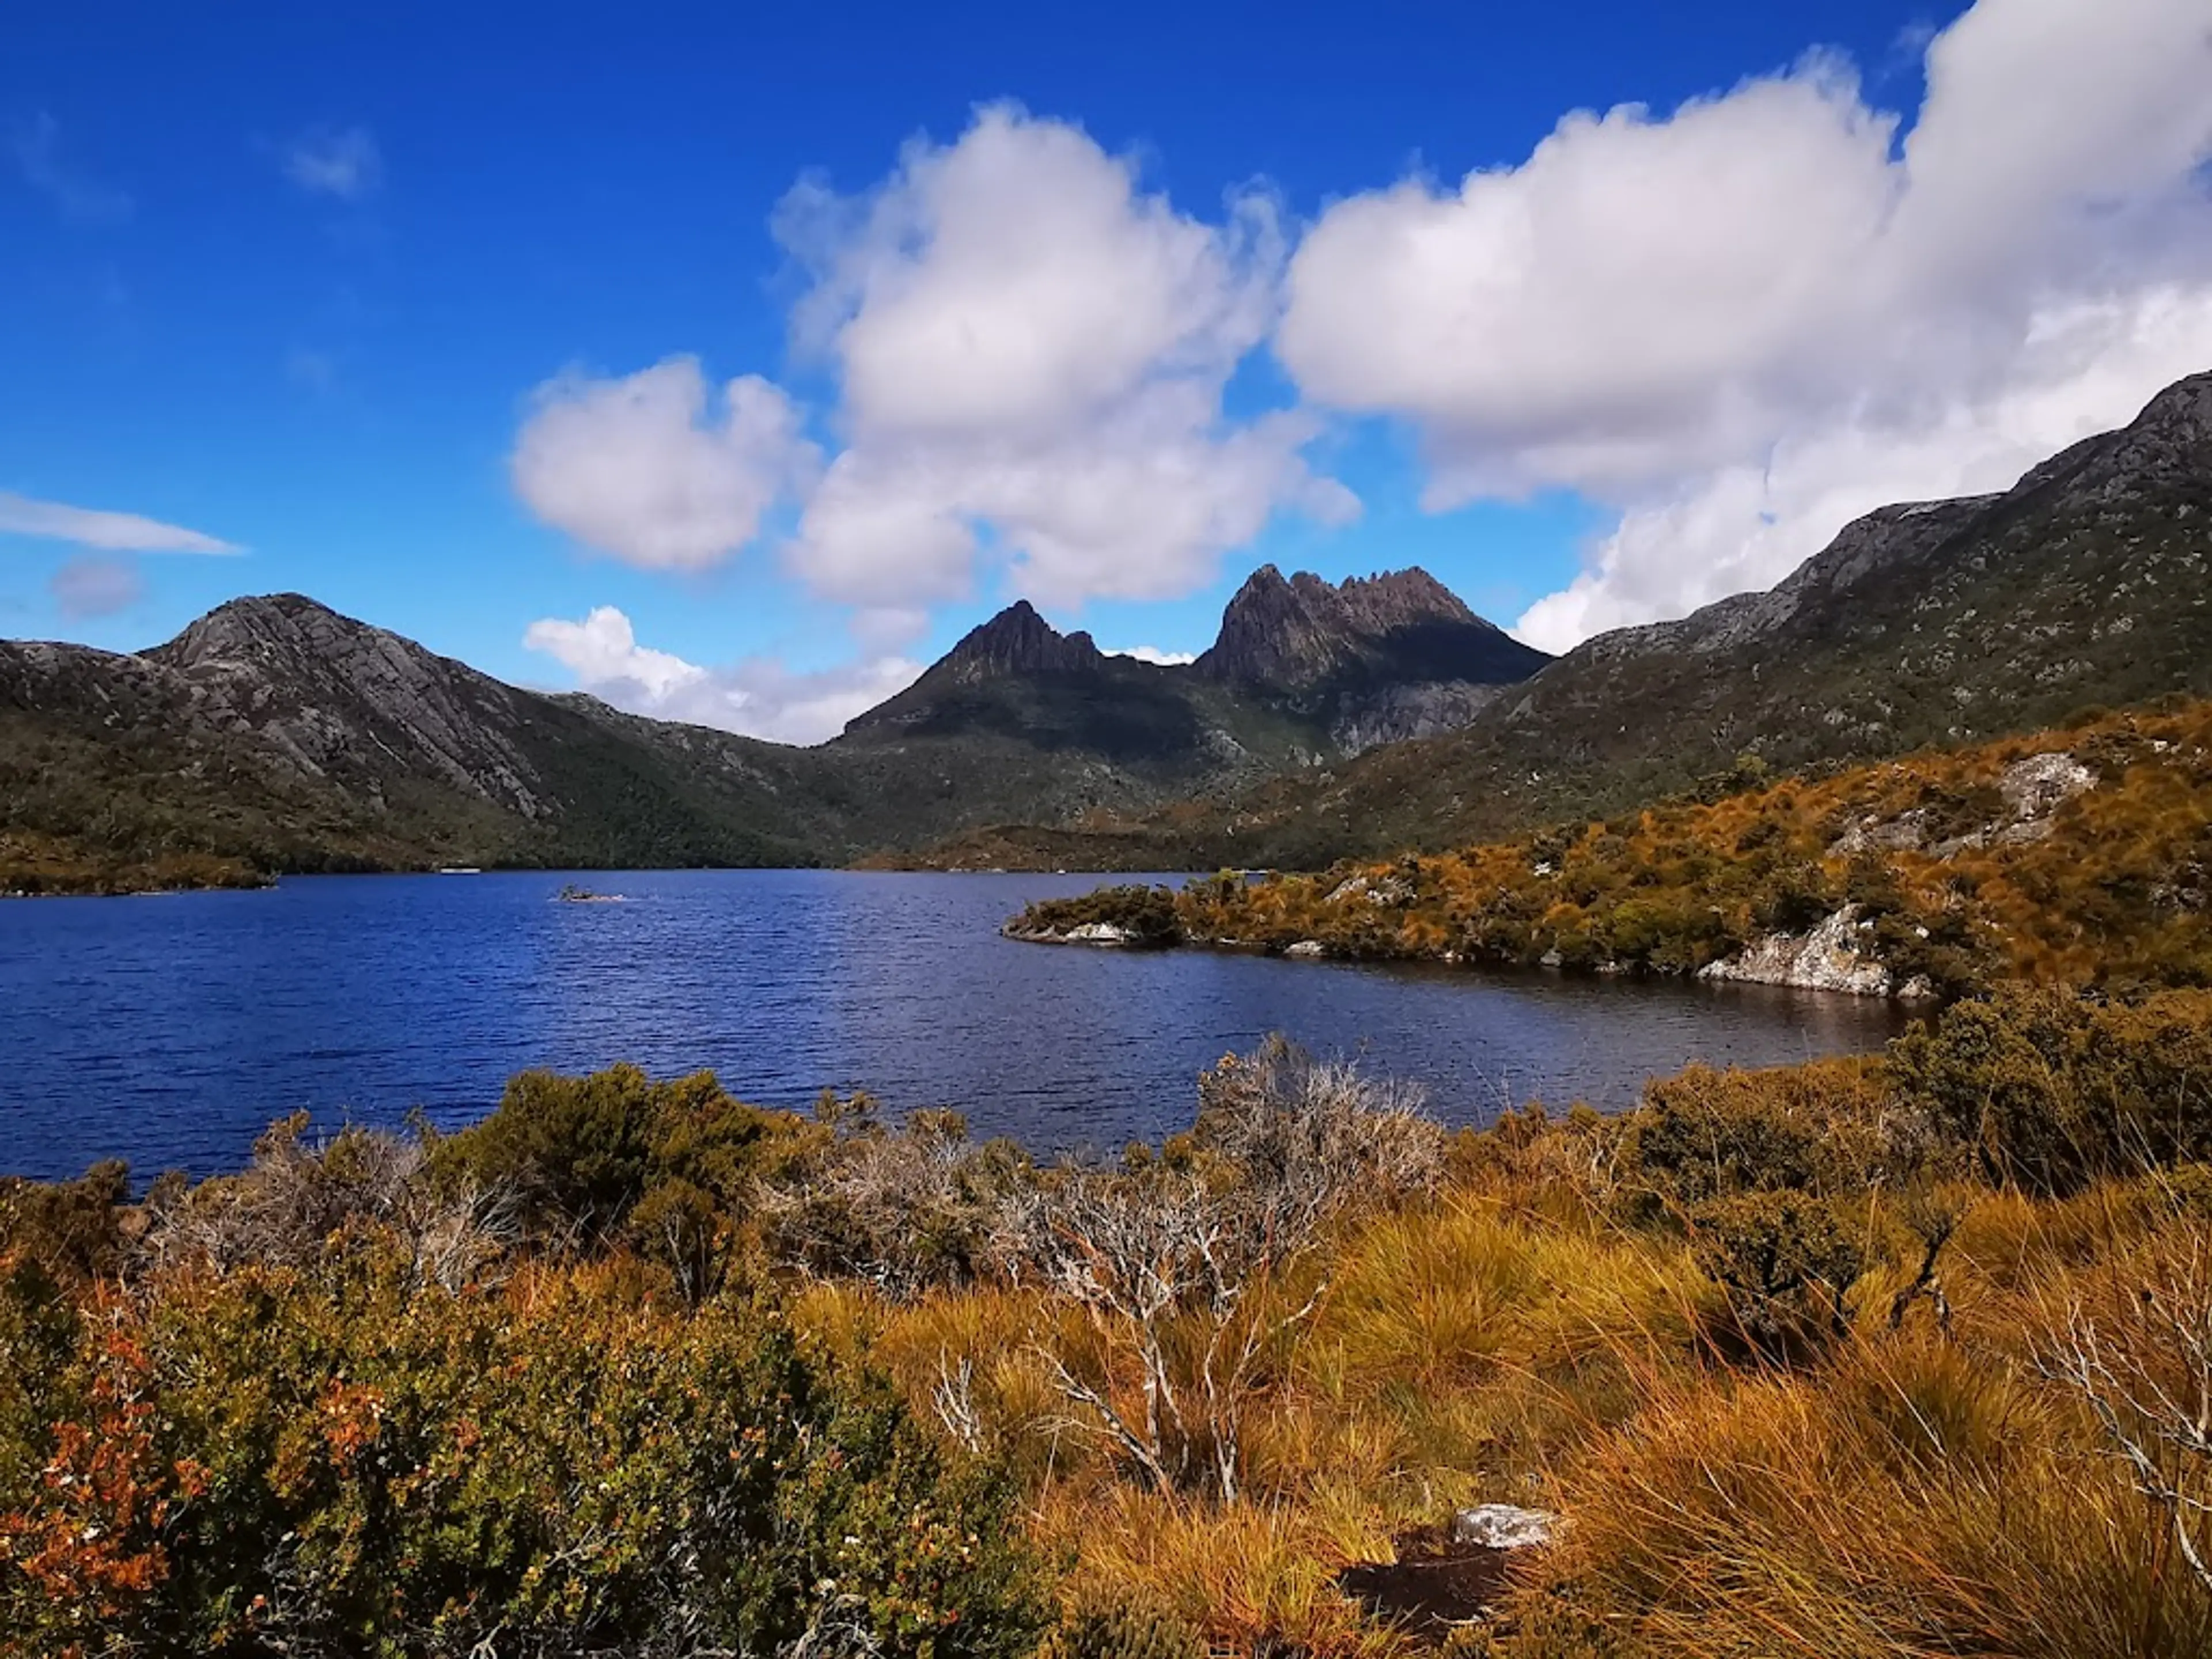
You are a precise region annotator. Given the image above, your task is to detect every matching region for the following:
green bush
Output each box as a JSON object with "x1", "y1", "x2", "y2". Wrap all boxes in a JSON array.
[
  {"x1": 0, "y1": 1256, "x2": 1052, "y2": 1659},
  {"x1": 1620, "y1": 1059, "x2": 1922, "y2": 1213},
  {"x1": 430, "y1": 1065, "x2": 814, "y2": 1291},
  {"x1": 0, "y1": 1160, "x2": 131, "y2": 1286},
  {"x1": 1008, "y1": 885, "x2": 1184, "y2": 946},
  {"x1": 1691, "y1": 1191, "x2": 1866, "y2": 1355},
  {"x1": 1891, "y1": 986, "x2": 2212, "y2": 1195}
]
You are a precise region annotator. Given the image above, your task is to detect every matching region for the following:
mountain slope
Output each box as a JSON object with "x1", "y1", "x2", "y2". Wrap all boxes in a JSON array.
[
  {"x1": 1, "y1": 568, "x2": 1547, "y2": 888},
  {"x1": 907, "y1": 370, "x2": 2212, "y2": 870},
  {"x1": 0, "y1": 595, "x2": 840, "y2": 882}
]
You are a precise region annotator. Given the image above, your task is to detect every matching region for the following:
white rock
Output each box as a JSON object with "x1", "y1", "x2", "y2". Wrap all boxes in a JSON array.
[
  {"x1": 1284, "y1": 940, "x2": 1327, "y2": 958},
  {"x1": 1999, "y1": 752, "x2": 2094, "y2": 819},
  {"x1": 1698, "y1": 906, "x2": 1893, "y2": 997},
  {"x1": 1451, "y1": 1504, "x2": 1559, "y2": 1551}
]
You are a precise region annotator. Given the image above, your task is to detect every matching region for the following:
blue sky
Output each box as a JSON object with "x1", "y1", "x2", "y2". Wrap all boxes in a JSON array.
[{"x1": 6, "y1": 0, "x2": 2211, "y2": 741}]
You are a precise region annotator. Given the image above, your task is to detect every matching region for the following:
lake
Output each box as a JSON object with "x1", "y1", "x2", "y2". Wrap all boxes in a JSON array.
[{"x1": 0, "y1": 870, "x2": 1912, "y2": 1182}]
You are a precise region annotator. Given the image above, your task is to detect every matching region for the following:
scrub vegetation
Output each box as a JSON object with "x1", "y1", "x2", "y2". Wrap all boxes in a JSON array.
[
  {"x1": 1012, "y1": 697, "x2": 2212, "y2": 998},
  {"x1": 9, "y1": 986, "x2": 2212, "y2": 1655}
]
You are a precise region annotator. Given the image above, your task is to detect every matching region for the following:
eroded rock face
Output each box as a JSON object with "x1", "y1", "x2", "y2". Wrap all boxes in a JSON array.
[
  {"x1": 1195, "y1": 565, "x2": 1548, "y2": 696},
  {"x1": 1698, "y1": 906, "x2": 1896, "y2": 997},
  {"x1": 150, "y1": 594, "x2": 550, "y2": 816}
]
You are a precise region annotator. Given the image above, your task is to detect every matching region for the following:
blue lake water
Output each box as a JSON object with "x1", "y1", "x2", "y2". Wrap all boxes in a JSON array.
[{"x1": 0, "y1": 870, "x2": 1912, "y2": 1183}]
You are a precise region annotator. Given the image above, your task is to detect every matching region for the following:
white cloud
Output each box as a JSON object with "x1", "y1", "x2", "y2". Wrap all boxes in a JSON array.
[
  {"x1": 1108, "y1": 645, "x2": 1197, "y2": 666},
  {"x1": 0, "y1": 491, "x2": 237, "y2": 553},
  {"x1": 1277, "y1": 0, "x2": 2212, "y2": 648},
  {"x1": 775, "y1": 104, "x2": 1356, "y2": 611},
  {"x1": 49, "y1": 555, "x2": 144, "y2": 619},
  {"x1": 282, "y1": 126, "x2": 382, "y2": 199},
  {"x1": 11, "y1": 113, "x2": 131, "y2": 223},
  {"x1": 512, "y1": 358, "x2": 819, "y2": 572},
  {"x1": 523, "y1": 605, "x2": 921, "y2": 745}
]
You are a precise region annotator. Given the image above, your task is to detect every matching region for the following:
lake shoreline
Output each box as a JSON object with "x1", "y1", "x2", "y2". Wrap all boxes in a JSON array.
[{"x1": 0, "y1": 869, "x2": 1909, "y2": 1184}]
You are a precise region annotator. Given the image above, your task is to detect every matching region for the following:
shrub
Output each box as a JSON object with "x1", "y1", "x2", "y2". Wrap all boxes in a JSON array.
[
  {"x1": 0, "y1": 1160, "x2": 131, "y2": 1286},
  {"x1": 429, "y1": 1065, "x2": 814, "y2": 1293},
  {"x1": 765, "y1": 1105, "x2": 1039, "y2": 1296},
  {"x1": 1891, "y1": 986, "x2": 2212, "y2": 1195},
  {"x1": 1691, "y1": 1191, "x2": 1867, "y2": 1354},
  {"x1": 1038, "y1": 1040, "x2": 1443, "y2": 1501},
  {"x1": 150, "y1": 1120, "x2": 505, "y2": 1291},
  {"x1": 1620, "y1": 1058, "x2": 1923, "y2": 1213},
  {"x1": 0, "y1": 1260, "x2": 1053, "y2": 1659}
]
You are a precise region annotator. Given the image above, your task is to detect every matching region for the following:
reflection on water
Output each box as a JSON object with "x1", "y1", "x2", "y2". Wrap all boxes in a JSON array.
[{"x1": 0, "y1": 870, "x2": 1913, "y2": 1181}]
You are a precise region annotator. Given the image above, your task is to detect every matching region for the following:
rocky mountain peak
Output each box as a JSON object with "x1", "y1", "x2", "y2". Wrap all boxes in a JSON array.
[
  {"x1": 933, "y1": 600, "x2": 1106, "y2": 685},
  {"x1": 151, "y1": 593, "x2": 379, "y2": 673},
  {"x1": 1195, "y1": 565, "x2": 1533, "y2": 692}
]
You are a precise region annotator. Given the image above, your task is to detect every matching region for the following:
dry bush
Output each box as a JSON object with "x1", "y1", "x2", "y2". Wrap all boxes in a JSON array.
[
  {"x1": 764, "y1": 1104, "x2": 1039, "y2": 1296},
  {"x1": 145, "y1": 1118, "x2": 510, "y2": 1291},
  {"x1": 2038, "y1": 1229, "x2": 2212, "y2": 1597},
  {"x1": 1033, "y1": 1041, "x2": 1443, "y2": 1503}
]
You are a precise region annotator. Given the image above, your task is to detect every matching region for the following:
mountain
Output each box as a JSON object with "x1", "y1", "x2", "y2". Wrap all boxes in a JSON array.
[
  {"x1": 848, "y1": 569, "x2": 1552, "y2": 762},
  {"x1": 1, "y1": 568, "x2": 1544, "y2": 890},
  {"x1": 0, "y1": 594, "x2": 852, "y2": 885},
  {"x1": 1190, "y1": 566, "x2": 1552, "y2": 751},
  {"x1": 903, "y1": 369, "x2": 2212, "y2": 871}
]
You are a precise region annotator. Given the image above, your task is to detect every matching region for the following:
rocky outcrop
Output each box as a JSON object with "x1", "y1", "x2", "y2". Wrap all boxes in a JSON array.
[
  {"x1": 1831, "y1": 750, "x2": 2098, "y2": 858},
  {"x1": 1338, "y1": 1504, "x2": 1560, "y2": 1635},
  {"x1": 1002, "y1": 920, "x2": 1147, "y2": 947},
  {"x1": 1698, "y1": 906, "x2": 1937, "y2": 999}
]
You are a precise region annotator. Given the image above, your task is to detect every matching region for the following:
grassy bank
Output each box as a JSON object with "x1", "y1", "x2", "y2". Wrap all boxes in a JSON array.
[
  {"x1": 7, "y1": 986, "x2": 2212, "y2": 1654},
  {"x1": 1012, "y1": 699, "x2": 2212, "y2": 998},
  {"x1": 0, "y1": 831, "x2": 275, "y2": 896}
]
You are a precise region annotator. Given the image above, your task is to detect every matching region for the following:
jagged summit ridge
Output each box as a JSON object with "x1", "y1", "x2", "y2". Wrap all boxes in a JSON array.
[
  {"x1": 1195, "y1": 564, "x2": 1544, "y2": 693},
  {"x1": 933, "y1": 599, "x2": 1107, "y2": 684}
]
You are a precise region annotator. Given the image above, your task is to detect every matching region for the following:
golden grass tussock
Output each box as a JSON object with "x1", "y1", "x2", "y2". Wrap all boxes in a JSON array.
[{"x1": 1539, "y1": 1325, "x2": 2212, "y2": 1659}]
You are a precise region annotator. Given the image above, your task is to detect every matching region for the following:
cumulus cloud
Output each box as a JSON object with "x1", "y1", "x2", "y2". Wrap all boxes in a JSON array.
[
  {"x1": 0, "y1": 491, "x2": 237, "y2": 553},
  {"x1": 512, "y1": 358, "x2": 820, "y2": 571},
  {"x1": 774, "y1": 104, "x2": 1356, "y2": 611},
  {"x1": 49, "y1": 555, "x2": 144, "y2": 619},
  {"x1": 281, "y1": 126, "x2": 382, "y2": 199},
  {"x1": 1277, "y1": 0, "x2": 2212, "y2": 649},
  {"x1": 1108, "y1": 645, "x2": 1198, "y2": 666},
  {"x1": 523, "y1": 605, "x2": 921, "y2": 745}
]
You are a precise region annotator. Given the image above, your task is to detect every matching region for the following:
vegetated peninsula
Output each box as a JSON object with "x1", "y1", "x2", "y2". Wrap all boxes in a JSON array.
[
  {"x1": 1008, "y1": 696, "x2": 2212, "y2": 1000},
  {"x1": 0, "y1": 566, "x2": 1543, "y2": 895}
]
